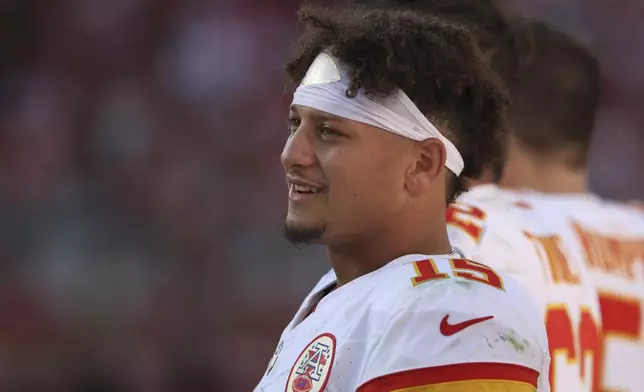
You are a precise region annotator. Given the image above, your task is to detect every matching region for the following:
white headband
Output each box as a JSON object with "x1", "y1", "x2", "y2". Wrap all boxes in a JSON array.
[{"x1": 292, "y1": 53, "x2": 464, "y2": 176}]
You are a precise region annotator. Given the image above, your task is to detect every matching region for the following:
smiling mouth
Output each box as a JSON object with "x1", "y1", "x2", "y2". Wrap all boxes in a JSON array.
[
  {"x1": 291, "y1": 184, "x2": 324, "y2": 194},
  {"x1": 289, "y1": 183, "x2": 326, "y2": 202}
]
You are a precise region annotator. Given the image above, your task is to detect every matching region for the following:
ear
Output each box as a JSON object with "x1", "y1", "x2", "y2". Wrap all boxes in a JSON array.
[{"x1": 405, "y1": 139, "x2": 447, "y2": 196}]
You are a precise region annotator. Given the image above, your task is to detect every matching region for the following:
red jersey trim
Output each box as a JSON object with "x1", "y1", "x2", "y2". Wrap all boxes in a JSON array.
[{"x1": 357, "y1": 362, "x2": 539, "y2": 392}]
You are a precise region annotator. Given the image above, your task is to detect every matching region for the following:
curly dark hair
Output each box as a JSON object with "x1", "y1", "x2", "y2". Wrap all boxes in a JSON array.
[
  {"x1": 285, "y1": 4, "x2": 509, "y2": 204},
  {"x1": 346, "y1": 0, "x2": 534, "y2": 182},
  {"x1": 347, "y1": 0, "x2": 533, "y2": 88}
]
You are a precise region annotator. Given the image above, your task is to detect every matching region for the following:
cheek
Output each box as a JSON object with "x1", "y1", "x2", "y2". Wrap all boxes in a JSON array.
[
  {"x1": 327, "y1": 153, "x2": 402, "y2": 208},
  {"x1": 319, "y1": 151, "x2": 365, "y2": 205},
  {"x1": 364, "y1": 156, "x2": 407, "y2": 210}
]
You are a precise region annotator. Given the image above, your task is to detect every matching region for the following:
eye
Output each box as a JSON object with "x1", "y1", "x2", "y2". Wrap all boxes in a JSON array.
[
  {"x1": 288, "y1": 117, "x2": 301, "y2": 134},
  {"x1": 318, "y1": 124, "x2": 342, "y2": 139}
]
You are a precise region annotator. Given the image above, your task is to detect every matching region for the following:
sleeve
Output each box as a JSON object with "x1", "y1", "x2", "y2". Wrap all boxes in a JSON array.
[{"x1": 355, "y1": 280, "x2": 550, "y2": 392}]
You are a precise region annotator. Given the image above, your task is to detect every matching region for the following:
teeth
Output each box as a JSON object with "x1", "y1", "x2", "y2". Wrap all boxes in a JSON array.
[{"x1": 293, "y1": 184, "x2": 322, "y2": 193}]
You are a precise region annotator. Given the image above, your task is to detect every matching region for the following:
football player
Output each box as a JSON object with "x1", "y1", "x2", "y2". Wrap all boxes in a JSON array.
[{"x1": 254, "y1": 3, "x2": 550, "y2": 392}]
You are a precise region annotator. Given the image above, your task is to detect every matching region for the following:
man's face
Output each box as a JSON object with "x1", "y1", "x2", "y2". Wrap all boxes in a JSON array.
[{"x1": 281, "y1": 105, "x2": 413, "y2": 245}]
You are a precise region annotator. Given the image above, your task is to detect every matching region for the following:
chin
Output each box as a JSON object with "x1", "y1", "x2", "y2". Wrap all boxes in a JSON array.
[{"x1": 283, "y1": 217, "x2": 326, "y2": 245}]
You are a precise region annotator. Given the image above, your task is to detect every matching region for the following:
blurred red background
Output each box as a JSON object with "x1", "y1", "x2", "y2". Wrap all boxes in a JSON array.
[{"x1": 0, "y1": 0, "x2": 641, "y2": 390}]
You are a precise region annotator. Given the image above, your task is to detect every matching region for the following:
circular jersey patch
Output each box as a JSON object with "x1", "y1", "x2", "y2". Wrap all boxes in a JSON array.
[{"x1": 285, "y1": 333, "x2": 336, "y2": 392}]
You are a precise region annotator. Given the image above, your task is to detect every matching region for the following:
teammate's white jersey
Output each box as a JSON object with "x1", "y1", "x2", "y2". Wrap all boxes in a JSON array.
[
  {"x1": 511, "y1": 191, "x2": 644, "y2": 392},
  {"x1": 255, "y1": 254, "x2": 550, "y2": 392},
  {"x1": 448, "y1": 184, "x2": 644, "y2": 392},
  {"x1": 447, "y1": 186, "x2": 558, "y2": 318}
]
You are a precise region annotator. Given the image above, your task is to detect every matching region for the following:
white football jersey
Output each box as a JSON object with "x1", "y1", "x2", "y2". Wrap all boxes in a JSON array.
[
  {"x1": 508, "y1": 191, "x2": 644, "y2": 392},
  {"x1": 255, "y1": 254, "x2": 550, "y2": 392},
  {"x1": 448, "y1": 185, "x2": 603, "y2": 392}
]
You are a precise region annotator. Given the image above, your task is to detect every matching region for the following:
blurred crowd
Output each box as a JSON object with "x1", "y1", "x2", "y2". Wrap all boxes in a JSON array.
[{"x1": 0, "y1": 0, "x2": 641, "y2": 391}]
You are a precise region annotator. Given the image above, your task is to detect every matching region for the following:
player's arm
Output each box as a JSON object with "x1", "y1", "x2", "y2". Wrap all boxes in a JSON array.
[{"x1": 356, "y1": 279, "x2": 550, "y2": 391}]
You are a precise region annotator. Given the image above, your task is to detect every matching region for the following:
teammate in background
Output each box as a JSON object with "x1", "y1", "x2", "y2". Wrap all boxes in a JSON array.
[
  {"x1": 494, "y1": 22, "x2": 644, "y2": 392},
  {"x1": 255, "y1": 4, "x2": 549, "y2": 391},
  {"x1": 447, "y1": 22, "x2": 606, "y2": 392},
  {"x1": 448, "y1": 14, "x2": 644, "y2": 392}
]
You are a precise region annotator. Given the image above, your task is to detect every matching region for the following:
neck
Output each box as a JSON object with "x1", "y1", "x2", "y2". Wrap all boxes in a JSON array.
[
  {"x1": 326, "y1": 211, "x2": 452, "y2": 287},
  {"x1": 500, "y1": 139, "x2": 589, "y2": 194}
]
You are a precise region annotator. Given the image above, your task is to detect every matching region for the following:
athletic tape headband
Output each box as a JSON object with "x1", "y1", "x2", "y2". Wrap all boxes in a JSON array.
[{"x1": 292, "y1": 52, "x2": 465, "y2": 176}]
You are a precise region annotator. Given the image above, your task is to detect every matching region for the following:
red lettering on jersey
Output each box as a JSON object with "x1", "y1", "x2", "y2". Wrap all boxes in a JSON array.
[
  {"x1": 450, "y1": 258, "x2": 504, "y2": 291},
  {"x1": 446, "y1": 203, "x2": 486, "y2": 243},
  {"x1": 546, "y1": 305, "x2": 601, "y2": 392},
  {"x1": 597, "y1": 293, "x2": 642, "y2": 391},
  {"x1": 411, "y1": 259, "x2": 504, "y2": 291},
  {"x1": 599, "y1": 294, "x2": 641, "y2": 338},
  {"x1": 411, "y1": 259, "x2": 449, "y2": 286},
  {"x1": 573, "y1": 222, "x2": 644, "y2": 281},
  {"x1": 525, "y1": 232, "x2": 581, "y2": 285}
]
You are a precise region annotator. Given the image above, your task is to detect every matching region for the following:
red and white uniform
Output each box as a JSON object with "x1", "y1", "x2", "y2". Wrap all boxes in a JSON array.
[
  {"x1": 255, "y1": 254, "x2": 550, "y2": 392},
  {"x1": 517, "y1": 192, "x2": 644, "y2": 392},
  {"x1": 449, "y1": 184, "x2": 644, "y2": 392}
]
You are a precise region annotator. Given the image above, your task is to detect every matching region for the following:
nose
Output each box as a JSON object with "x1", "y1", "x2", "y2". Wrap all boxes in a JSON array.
[{"x1": 281, "y1": 124, "x2": 316, "y2": 170}]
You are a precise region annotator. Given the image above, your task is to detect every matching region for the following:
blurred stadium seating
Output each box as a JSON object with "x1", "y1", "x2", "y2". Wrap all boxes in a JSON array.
[{"x1": 0, "y1": 0, "x2": 641, "y2": 390}]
